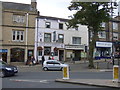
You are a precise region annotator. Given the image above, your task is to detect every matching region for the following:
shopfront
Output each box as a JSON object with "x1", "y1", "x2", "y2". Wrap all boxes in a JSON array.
[
  {"x1": 95, "y1": 41, "x2": 112, "y2": 59},
  {"x1": 0, "y1": 49, "x2": 8, "y2": 62},
  {"x1": 65, "y1": 45, "x2": 85, "y2": 61},
  {"x1": 10, "y1": 48, "x2": 25, "y2": 62}
]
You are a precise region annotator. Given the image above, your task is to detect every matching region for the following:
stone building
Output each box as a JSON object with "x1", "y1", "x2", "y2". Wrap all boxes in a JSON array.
[{"x1": 0, "y1": 0, "x2": 38, "y2": 64}]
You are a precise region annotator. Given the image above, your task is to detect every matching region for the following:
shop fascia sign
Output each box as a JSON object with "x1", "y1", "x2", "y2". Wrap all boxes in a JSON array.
[
  {"x1": 96, "y1": 41, "x2": 112, "y2": 47},
  {"x1": 65, "y1": 45, "x2": 84, "y2": 50},
  {"x1": 0, "y1": 49, "x2": 8, "y2": 53}
]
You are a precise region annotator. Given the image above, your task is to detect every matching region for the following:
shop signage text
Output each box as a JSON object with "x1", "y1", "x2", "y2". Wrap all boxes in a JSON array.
[{"x1": 96, "y1": 42, "x2": 112, "y2": 47}]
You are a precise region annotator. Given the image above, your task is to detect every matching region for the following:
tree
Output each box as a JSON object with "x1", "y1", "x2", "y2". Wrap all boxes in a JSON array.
[{"x1": 67, "y1": 2, "x2": 114, "y2": 68}]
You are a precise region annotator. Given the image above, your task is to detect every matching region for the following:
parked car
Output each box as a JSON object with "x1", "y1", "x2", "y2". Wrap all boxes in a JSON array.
[
  {"x1": 42, "y1": 60, "x2": 69, "y2": 71},
  {"x1": 0, "y1": 60, "x2": 18, "y2": 77}
]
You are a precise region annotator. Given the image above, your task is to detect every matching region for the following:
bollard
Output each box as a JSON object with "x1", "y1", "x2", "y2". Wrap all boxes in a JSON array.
[
  {"x1": 113, "y1": 65, "x2": 119, "y2": 82},
  {"x1": 63, "y1": 65, "x2": 69, "y2": 80}
]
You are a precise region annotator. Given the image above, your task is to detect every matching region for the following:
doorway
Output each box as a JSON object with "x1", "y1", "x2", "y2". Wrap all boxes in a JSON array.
[
  {"x1": 74, "y1": 50, "x2": 81, "y2": 61},
  {"x1": 59, "y1": 50, "x2": 64, "y2": 61}
]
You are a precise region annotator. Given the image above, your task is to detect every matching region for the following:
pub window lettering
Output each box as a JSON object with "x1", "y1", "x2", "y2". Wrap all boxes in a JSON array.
[{"x1": 13, "y1": 15, "x2": 25, "y2": 23}]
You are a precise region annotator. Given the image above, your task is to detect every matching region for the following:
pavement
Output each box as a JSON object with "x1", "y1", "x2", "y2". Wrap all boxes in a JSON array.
[
  {"x1": 54, "y1": 59, "x2": 120, "y2": 88},
  {"x1": 55, "y1": 79, "x2": 120, "y2": 88}
]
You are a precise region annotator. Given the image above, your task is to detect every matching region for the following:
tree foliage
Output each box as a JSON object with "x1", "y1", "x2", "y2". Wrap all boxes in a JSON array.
[{"x1": 67, "y1": 2, "x2": 112, "y2": 68}]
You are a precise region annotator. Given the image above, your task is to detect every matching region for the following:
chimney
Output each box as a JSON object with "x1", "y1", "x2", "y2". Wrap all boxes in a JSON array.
[{"x1": 31, "y1": 0, "x2": 37, "y2": 10}]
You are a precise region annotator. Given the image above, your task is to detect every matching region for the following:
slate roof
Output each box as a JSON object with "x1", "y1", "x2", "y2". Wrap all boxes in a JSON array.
[
  {"x1": 2, "y1": 1, "x2": 36, "y2": 12},
  {"x1": 38, "y1": 15, "x2": 69, "y2": 22}
]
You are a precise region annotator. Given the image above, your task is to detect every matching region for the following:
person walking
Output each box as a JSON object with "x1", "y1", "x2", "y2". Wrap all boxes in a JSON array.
[
  {"x1": 42, "y1": 55, "x2": 45, "y2": 66},
  {"x1": 31, "y1": 56, "x2": 36, "y2": 65}
]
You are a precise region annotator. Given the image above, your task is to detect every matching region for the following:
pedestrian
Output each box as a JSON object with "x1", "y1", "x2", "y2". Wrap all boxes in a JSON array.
[
  {"x1": 31, "y1": 56, "x2": 36, "y2": 65},
  {"x1": 48, "y1": 56, "x2": 51, "y2": 60},
  {"x1": 42, "y1": 55, "x2": 45, "y2": 66}
]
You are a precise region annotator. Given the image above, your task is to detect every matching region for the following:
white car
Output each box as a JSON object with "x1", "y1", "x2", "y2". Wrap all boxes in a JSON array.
[{"x1": 42, "y1": 60, "x2": 69, "y2": 71}]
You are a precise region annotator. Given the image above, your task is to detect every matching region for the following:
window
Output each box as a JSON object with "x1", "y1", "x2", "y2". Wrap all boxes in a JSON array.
[
  {"x1": 72, "y1": 37, "x2": 81, "y2": 44},
  {"x1": 101, "y1": 22, "x2": 105, "y2": 27},
  {"x1": 13, "y1": 15, "x2": 25, "y2": 23},
  {"x1": 98, "y1": 31, "x2": 106, "y2": 39},
  {"x1": 113, "y1": 22, "x2": 118, "y2": 30},
  {"x1": 44, "y1": 33, "x2": 51, "y2": 42},
  {"x1": 45, "y1": 22, "x2": 51, "y2": 28},
  {"x1": 38, "y1": 50, "x2": 42, "y2": 56},
  {"x1": 12, "y1": 30, "x2": 24, "y2": 42},
  {"x1": 54, "y1": 51, "x2": 58, "y2": 56},
  {"x1": 113, "y1": 32, "x2": 118, "y2": 40},
  {"x1": 44, "y1": 47, "x2": 51, "y2": 55},
  {"x1": 58, "y1": 34, "x2": 64, "y2": 43},
  {"x1": 59, "y1": 23, "x2": 63, "y2": 29}
]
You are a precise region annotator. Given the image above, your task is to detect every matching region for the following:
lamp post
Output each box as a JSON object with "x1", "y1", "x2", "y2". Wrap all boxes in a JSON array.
[{"x1": 110, "y1": 0, "x2": 118, "y2": 66}]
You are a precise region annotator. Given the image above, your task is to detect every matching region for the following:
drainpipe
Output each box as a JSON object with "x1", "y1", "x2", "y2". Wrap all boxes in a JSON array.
[
  {"x1": 25, "y1": 13, "x2": 29, "y2": 63},
  {"x1": 34, "y1": 18, "x2": 38, "y2": 61}
]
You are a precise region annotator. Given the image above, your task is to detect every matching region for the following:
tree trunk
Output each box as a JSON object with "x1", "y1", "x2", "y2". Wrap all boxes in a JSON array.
[{"x1": 88, "y1": 30, "x2": 98, "y2": 69}]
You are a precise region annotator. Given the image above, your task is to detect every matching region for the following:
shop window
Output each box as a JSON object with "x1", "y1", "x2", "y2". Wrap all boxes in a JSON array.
[
  {"x1": 11, "y1": 48, "x2": 25, "y2": 62},
  {"x1": 54, "y1": 51, "x2": 58, "y2": 56},
  {"x1": 44, "y1": 47, "x2": 51, "y2": 55}
]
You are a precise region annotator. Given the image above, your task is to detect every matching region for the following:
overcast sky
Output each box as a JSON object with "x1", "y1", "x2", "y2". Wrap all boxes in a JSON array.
[
  {"x1": 0, "y1": 0, "x2": 75, "y2": 19},
  {"x1": 0, "y1": 0, "x2": 120, "y2": 18}
]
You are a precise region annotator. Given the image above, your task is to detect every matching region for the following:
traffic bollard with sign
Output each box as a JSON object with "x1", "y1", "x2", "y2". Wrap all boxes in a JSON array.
[
  {"x1": 63, "y1": 65, "x2": 69, "y2": 80},
  {"x1": 113, "y1": 65, "x2": 119, "y2": 82}
]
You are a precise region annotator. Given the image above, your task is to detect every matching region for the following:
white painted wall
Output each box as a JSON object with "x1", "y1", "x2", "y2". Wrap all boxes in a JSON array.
[
  {"x1": 64, "y1": 25, "x2": 88, "y2": 46},
  {"x1": 34, "y1": 16, "x2": 88, "y2": 61}
]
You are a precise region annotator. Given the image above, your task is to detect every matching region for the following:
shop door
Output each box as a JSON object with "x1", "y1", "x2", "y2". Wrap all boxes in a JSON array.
[
  {"x1": 74, "y1": 50, "x2": 81, "y2": 61},
  {"x1": 2, "y1": 53, "x2": 7, "y2": 62},
  {"x1": 59, "y1": 50, "x2": 64, "y2": 61}
]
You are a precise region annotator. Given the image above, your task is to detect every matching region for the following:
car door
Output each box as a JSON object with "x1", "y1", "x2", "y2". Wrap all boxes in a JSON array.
[
  {"x1": 54, "y1": 61, "x2": 61, "y2": 70},
  {"x1": 46, "y1": 61, "x2": 55, "y2": 70}
]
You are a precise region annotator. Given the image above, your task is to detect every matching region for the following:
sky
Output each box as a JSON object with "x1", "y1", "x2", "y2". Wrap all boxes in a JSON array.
[
  {"x1": 0, "y1": 0, "x2": 75, "y2": 19},
  {"x1": 0, "y1": 0, "x2": 120, "y2": 19}
]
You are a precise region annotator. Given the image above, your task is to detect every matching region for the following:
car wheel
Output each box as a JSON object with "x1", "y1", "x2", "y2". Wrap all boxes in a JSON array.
[
  {"x1": 43, "y1": 67, "x2": 48, "y2": 71},
  {"x1": 1, "y1": 71, "x2": 5, "y2": 78}
]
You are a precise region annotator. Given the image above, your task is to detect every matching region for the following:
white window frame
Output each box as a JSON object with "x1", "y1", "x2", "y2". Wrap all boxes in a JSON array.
[
  {"x1": 44, "y1": 33, "x2": 51, "y2": 42},
  {"x1": 98, "y1": 31, "x2": 106, "y2": 39},
  {"x1": 12, "y1": 30, "x2": 24, "y2": 42},
  {"x1": 113, "y1": 22, "x2": 118, "y2": 30},
  {"x1": 72, "y1": 37, "x2": 81, "y2": 45}
]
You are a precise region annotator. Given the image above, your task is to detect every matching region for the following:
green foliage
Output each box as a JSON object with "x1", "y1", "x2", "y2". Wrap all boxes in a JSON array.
[
  {"x1": 67, "y1": 2, "x2": 114, "y2": 68},
  {"x1": 67, "y1": 2, "x2": 111, "y2": 31}
]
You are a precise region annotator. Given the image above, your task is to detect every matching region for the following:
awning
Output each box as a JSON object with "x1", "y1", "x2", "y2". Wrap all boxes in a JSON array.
[{"x1": 37, "y1": 47, "x2": 43, "y2": 50}]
